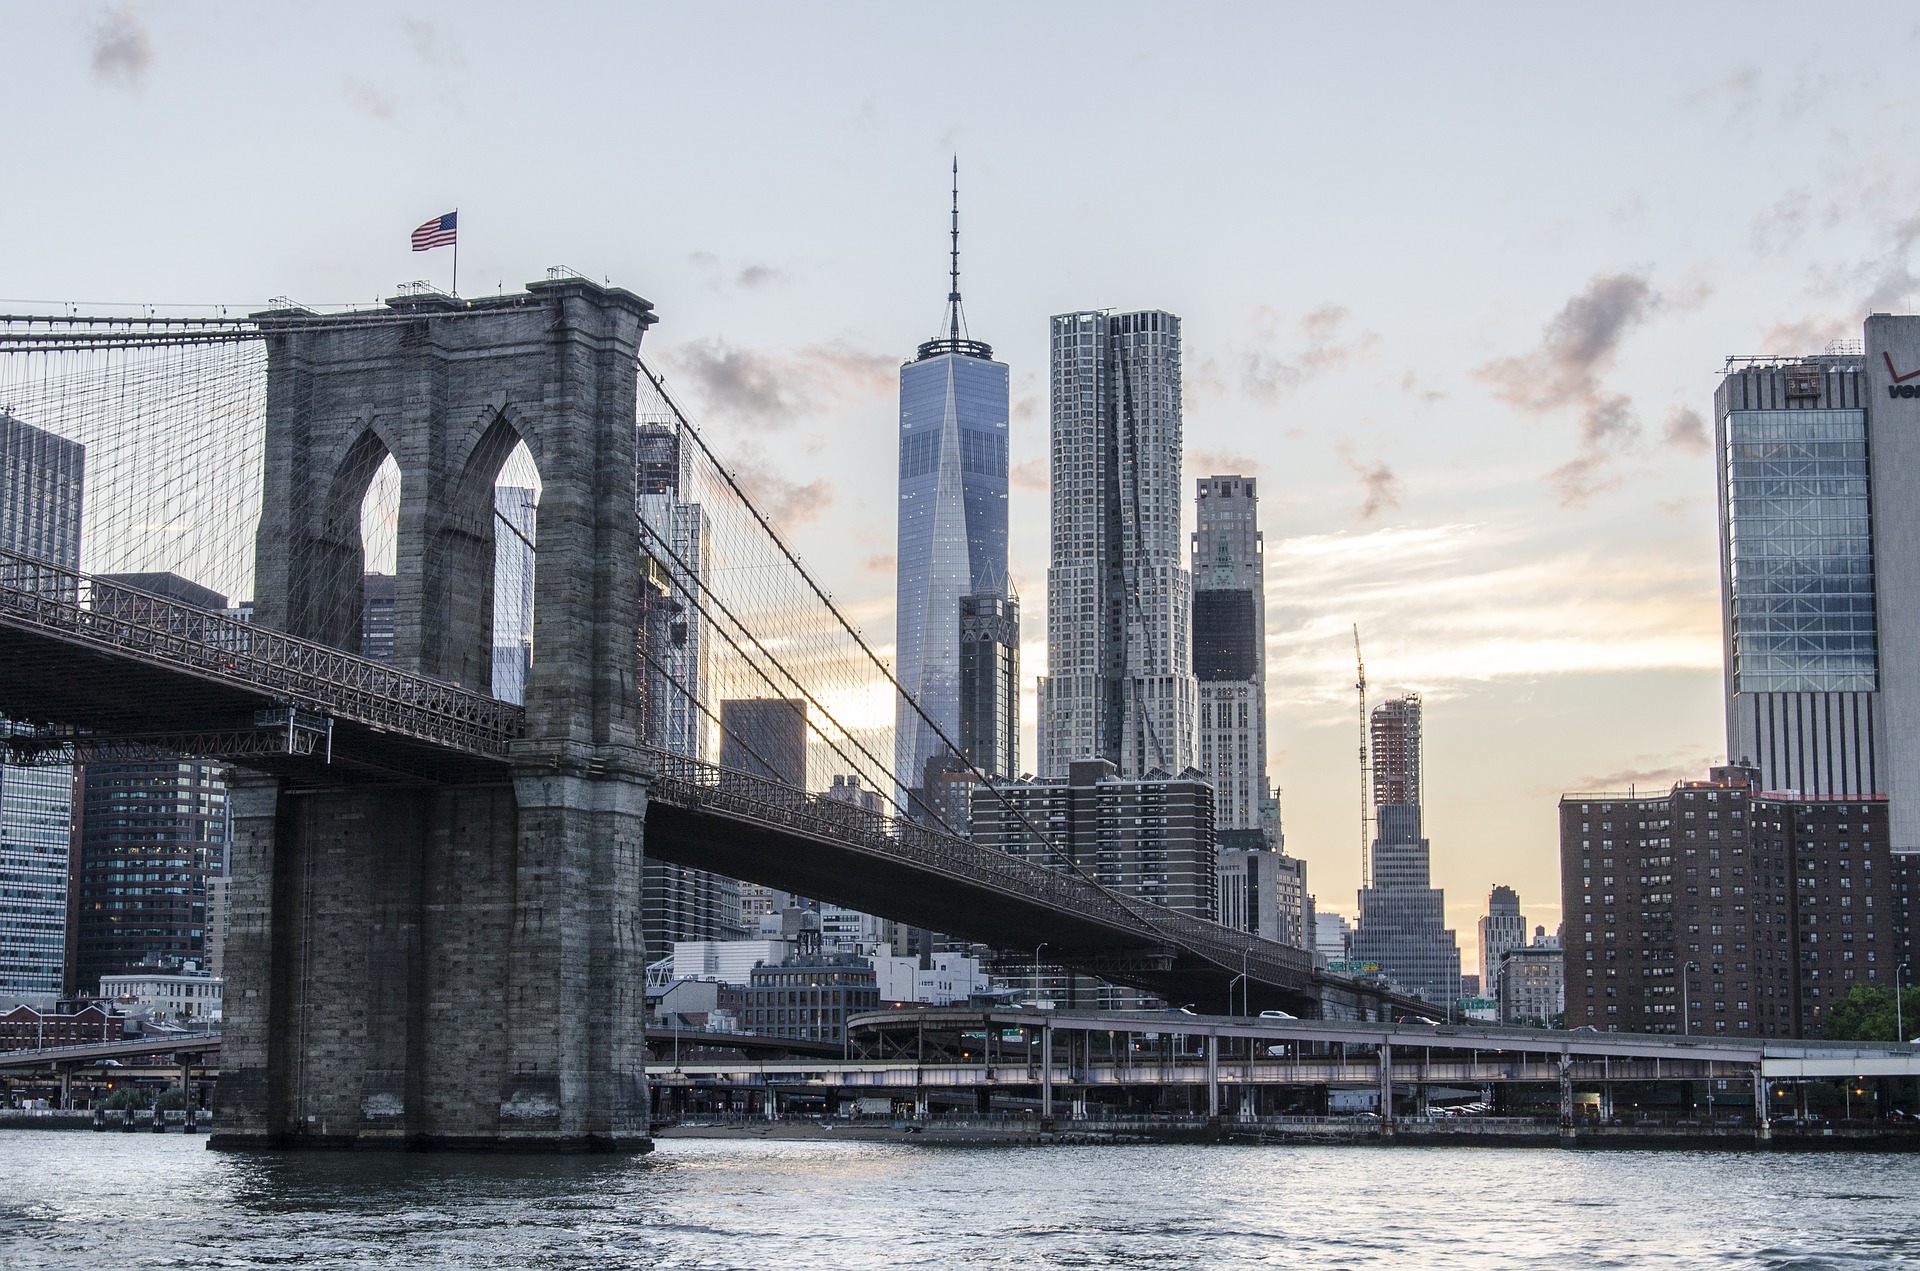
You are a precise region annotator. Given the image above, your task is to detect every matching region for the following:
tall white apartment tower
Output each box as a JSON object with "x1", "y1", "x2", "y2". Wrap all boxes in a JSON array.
[
  {"x1": 1037, "y1": 310, "x2": 1196, "y2": 779},
  {"x1": 1192, "y1": 475, "x2": 1269, "y2": 834}
]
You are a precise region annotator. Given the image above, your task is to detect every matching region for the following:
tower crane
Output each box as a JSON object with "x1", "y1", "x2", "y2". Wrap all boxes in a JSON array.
[{"x1": 1354, "y1": 624, "x2": 1371, "y2": 891}]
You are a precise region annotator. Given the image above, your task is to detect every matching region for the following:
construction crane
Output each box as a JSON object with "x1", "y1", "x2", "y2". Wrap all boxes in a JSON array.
[{"x1": 1354, "y1": 624, "x2": 1371, "y2": 891}]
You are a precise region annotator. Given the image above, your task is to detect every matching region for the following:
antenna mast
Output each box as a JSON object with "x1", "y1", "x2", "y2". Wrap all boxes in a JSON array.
[
  {"x1": 1354, "y1": 624, "x2": 1371, "y2": 891},
  {"x1": 948, "y1": 156, "x2": 961, "y2": 341}
]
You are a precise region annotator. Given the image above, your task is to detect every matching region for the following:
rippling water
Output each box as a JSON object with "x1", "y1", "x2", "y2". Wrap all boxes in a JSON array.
[{"x1": 3, "y1": 1131, "x2": 1919, "y2": 1269}]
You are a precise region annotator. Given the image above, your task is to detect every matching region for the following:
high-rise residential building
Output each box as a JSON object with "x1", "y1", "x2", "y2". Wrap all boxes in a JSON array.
[
  {"x1": 492, "y1": 486, "x2": 537, "y2": 705},
  {"x1": 957, "y1": 593, "x2": 1019, "y2": 780},
  {"x1": 1714, "y1": 316, "x2": 1920, "y2": 852},
  {"x1": 0, "y1": 414, "x2": 83, "y2": 1009},
  {"x1": 971, "y1": 758, "x2": 1216, "y2": 917},
  {"x1": 1036, "y1": 309, "x2": 1196, "y2": 781},
  {"x1": 66, "y1": 574, "x2": 231, "y2": 995},
  {"x1": 1351, "y1": 694, "x2": 1462, "y2": 1005},
  {"x1": 1479, "y1": 884, "x2": 1526, "y2": 992},
  {"x1": 69, "y1": 757, "x2": 229, "y2": 993},
  {"x1": 633, "y1": 424, "x2": 737, "y2": 959},
  {"x1": 722, "y1": 698, "x2": 809, "y2": 927},
  {"x1": 636, "y1": 422, "x2": 712, "y2": 763},
  {"x1": 360, "y1": 573, "x2": 396, "y2": 663},
  {"x1": 1216, "y1": 830, "x2": 1312, "y2": 949},
  {"x1": 1560, "y1": 763, "x2": 1896, "y2": 1037},
  {"x1": 1192, "y1": 475, "x2": 1269, "y2": 836},
  {"x1": 895, "y1": 166, "x2": 1011, "y2": 796}
]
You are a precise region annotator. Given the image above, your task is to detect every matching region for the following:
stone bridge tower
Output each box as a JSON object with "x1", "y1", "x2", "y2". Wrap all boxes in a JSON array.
[{"x1": 213, "y1": 278, "x2": 657, "y2": 1150}]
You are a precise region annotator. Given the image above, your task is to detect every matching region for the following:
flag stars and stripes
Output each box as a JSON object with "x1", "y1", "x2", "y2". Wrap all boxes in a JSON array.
[{"x1": 411, "y1": 212, "x2": 457, "y2": 251}]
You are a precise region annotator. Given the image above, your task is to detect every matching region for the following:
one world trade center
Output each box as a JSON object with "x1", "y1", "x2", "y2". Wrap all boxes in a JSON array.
[{"x1": 894, "y1": 162, "x2": 1013, "y2": 805}]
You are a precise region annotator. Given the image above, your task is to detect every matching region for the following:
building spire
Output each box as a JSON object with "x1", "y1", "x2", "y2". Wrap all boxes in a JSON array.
[
  {"x1": 914, "y1": 156, "x2": 992, "y2": 361},
  {"x1": 947, "y1": 155, "x2": 963, "y2": 341}
]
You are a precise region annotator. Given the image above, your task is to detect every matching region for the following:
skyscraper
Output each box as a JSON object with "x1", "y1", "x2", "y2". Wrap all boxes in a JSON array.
[
  {"x1": 1351, "y1": 694, "x2": 1462, "y2": 1004},
  {"x1": 1192, "y1": 475, "x2": 1268, "y2": 835},
  {"x1": 636, "y1": 422, "x2": 713, "y2": 763},
  {"x1": 1037, "y1": 310, "x2": 1195, "y2": 779},
  {"x1": 1479, "y1": 884, "x2": 1525, "y2": 993},
  {"x1": 634, "y1": 428, "x2": 733, "y2": 961},
  {"x1": 895, "y1": 164, "x2": 1011, "y2": 794},
  {"x1": 722, "y1": 698, "x2": 809, "y2": 928},
  {"x1": 957, "y1": 592, "x2": 1018, "y2": 780},
  {"x1": 0, "y1": 413, "x2": 82, "y2": 1009},
  {"x1": 491, "y1": 486, "x2": 537, "y2": 705},
  {"x1": 1713, "y1": 317, "x2": 1920, "y2": 853}
]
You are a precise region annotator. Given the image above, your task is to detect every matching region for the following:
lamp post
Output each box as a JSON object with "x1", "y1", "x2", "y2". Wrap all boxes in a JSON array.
[
  {"x1": 1033, "y1": 943, "x2": 1049, "y2": 1008},
  {"x1": 1897, "y1": 962, "x2": 1906, "y2": 1044}
]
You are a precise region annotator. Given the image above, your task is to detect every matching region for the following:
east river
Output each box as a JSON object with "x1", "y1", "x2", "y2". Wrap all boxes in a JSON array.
[{"x1": 3, "y1": 1131, "x2": 1919, "y2": 1268}]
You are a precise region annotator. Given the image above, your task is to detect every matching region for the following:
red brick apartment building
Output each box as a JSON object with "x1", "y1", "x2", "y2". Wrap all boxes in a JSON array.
[{"x1": 1561, "y1": 763, "x2": 1896, "y2": 1037}]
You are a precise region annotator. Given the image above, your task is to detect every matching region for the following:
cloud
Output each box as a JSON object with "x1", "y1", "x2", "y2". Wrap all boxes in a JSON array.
[
  {"x1": 862, "y1": 552, "x2": 895, "y2": 576},
  {"x1": 1758, "y1": 316, "x2": 1856, "y2": 355},
  {"x1": 1475, "y1": 271, "x2": 1661, "y2": 505},
  {"x1": 90, "y1": 7, "x2": 153, "y2": 88},
  {"x1": 687, "y1": 253, "x2": 791, "y2": 292},
  {"x1": 401, "y1": 18, "x2": 464, "y2": 68},
  {"x1": 726, "y1": 448, "x2": 834, "y2": 526},
  {"x1": 1397, "y1": 369, "x2": 1445, "y2": 404},
  {"x1": 1189, "y1": 449, "x2": 1261, "y2": 477},
  {"x1": 735, "y1": 264, "x2": 786, "y2": 290},
  {"x1": 1343, "y1": 454, "x2": 1402, "y2": 521},
  {"x1": 1684, "y1": 63, "x2": 1761, "y2": 121},
  {"x1": 344, "y1": 77, "x2": 397, "y2": 122},
  {"x1": 1750, "y1": 189, "x2": 1812, "y2": 256},
  {"x1": 1010, "y1": 458, "x2": 1048, "y2": 492},
  {"x1": 1661, "y1": 405, "x2": 1709, "y2": 454},
  {"x1": 660, "y1": 338, "x2": 895, "y2": 428},
  {"x1": 1261, "y1": 524, "x2": 1722, "y2": 718},
  {"x1": 1227, "y1": 304, "x2": 1380, "y2": 402},
  {"x1": 1569, "y1": 755, "x2": 1722, "y2": 793}
]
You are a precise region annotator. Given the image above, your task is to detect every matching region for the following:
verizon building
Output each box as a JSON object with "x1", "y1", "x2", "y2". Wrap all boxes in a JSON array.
[{"x1": 1715, "y1": 315, "x2": 1920, "y2": 850}]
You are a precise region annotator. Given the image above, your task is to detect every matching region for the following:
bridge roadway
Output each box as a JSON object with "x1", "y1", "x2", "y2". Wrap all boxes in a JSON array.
[{"x1": 0, "y1": 551, "x2": 1357, "y2": 1015}]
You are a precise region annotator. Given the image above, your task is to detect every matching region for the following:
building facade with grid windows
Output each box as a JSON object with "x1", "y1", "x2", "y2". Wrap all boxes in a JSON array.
[
  {"x1": 1037, "y1": 310, "x2": 1195, "y2": 781},
  {"x1": 1560, "y1": 763, "x2": 1896, "y2": 1037}
]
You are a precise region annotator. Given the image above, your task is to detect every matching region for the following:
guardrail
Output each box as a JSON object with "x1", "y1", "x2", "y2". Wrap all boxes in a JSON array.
[
  {"x1": 638, "y1": 744, "x2": 1313, "y2": 990},
  {"x1": 0, "y1": 548, "x2": 524, "y2": 758}
]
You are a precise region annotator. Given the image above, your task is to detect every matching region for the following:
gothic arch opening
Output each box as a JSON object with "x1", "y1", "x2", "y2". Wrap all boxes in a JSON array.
[{"x1": 490, "y1": 439, "x2": 541, "y2": 704}]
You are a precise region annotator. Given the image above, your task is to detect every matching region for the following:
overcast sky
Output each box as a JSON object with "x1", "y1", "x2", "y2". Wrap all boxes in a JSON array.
[{"x1": 10, "y1": 2, "x2": 1920, "y2": 959}]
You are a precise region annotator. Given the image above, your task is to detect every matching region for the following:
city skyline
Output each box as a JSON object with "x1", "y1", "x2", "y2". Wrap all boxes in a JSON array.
[{"x1": 16, "y1": 5, "x2": 1920, "y2": 941}]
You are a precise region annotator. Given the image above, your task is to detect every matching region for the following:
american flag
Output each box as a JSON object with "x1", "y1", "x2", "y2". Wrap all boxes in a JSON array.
[{"x1": 410, "y1": 211, "x2": 457, "y2": 251}]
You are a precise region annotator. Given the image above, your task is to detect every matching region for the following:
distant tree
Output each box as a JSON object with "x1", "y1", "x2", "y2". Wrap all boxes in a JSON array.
[{"x1": 1821, "y1": 984, "x2": 1920, "y2": 1042}]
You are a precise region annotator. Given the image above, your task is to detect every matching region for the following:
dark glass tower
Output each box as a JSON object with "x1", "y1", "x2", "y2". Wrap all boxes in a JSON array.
[{"x1": 895, "y1": 162, "x2": 1011, "y2": 794}]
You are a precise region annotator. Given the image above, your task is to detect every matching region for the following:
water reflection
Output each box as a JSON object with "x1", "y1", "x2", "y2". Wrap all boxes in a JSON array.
[{"x1": 3, "y1": 1132, "x2": 1919, "y2": 1270}]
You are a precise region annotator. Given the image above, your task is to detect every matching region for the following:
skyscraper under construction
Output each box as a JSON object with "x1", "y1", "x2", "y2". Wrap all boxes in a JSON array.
[{"x1": 1351, "y1": 694, "x2": 1462, "y2": 1005}]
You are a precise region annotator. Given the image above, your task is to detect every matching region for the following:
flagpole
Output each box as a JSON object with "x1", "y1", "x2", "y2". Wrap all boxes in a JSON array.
[{"x1": 452, "y1": 208, "x2": 459, "y2": 298}]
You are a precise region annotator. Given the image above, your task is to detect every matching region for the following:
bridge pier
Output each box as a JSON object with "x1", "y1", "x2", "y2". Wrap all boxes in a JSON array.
[
  {"x1": 211, "y1": 278, "x2": 659, "y2": 1153},
  {"x1": 210, "y1": 761, "x2": 650, "y2": 1152}
]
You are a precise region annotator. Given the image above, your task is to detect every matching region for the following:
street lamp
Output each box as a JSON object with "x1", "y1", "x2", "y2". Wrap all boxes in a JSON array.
[
  {"x1": 1033, "y1": 943, "x2": 1049, "y2": 1007},
  {"x1": 1682, "y1": 962, "x2": 1698, "y2": 1037}
]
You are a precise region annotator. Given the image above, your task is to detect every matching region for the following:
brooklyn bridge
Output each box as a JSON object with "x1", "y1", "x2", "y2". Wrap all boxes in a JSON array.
[{"x1": 0, "y1": 277, "x2": 1400, "y2": 1151}]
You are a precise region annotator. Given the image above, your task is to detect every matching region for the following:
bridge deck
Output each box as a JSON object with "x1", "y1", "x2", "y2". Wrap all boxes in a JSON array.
[{"x1": 0, "y1": 549, "x2": 1351, "y2": 1012}]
